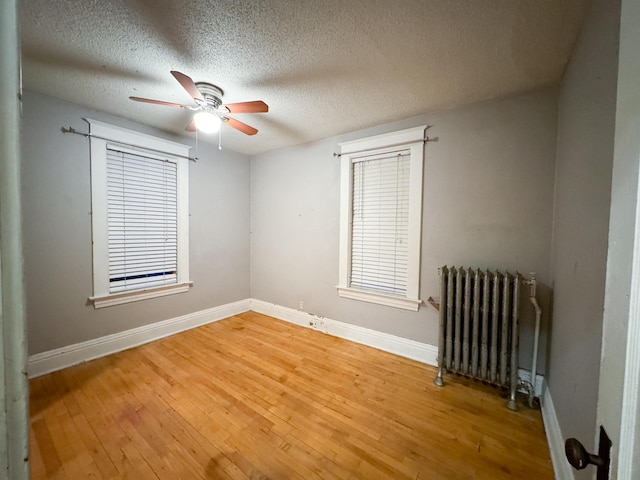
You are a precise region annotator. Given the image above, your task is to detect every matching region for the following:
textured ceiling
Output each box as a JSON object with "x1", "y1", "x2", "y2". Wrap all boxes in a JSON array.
[{"x1": 20, "y1": 0, "x2": 591, "y2": 155}]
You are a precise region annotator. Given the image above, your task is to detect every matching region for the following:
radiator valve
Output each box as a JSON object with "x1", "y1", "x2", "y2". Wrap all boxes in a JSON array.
[{"x1": 524, "y1": 272, "x2": 537, "y2": 297}]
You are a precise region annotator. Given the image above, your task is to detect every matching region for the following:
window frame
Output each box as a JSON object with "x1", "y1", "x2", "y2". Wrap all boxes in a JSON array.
[
  {"x1": 337, "y1": 126, "x2": 426, "y2": 311},
  {"x1": 87, "y1": 119, "x2": 192, "y2": 308}
]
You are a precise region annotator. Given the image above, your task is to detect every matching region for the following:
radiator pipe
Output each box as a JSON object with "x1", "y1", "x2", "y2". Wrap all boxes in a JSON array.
[{"x1": 526, "y1": 273, "x2": 542, "y2": 408}]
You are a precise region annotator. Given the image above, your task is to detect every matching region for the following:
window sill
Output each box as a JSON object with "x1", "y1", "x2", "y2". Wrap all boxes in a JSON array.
[
  {"x1": 336, "y1": 286, "x2": 421, "y2": 311},
  {"x1": 89, "y1": 282, "x2": 193, "y2": 309}
]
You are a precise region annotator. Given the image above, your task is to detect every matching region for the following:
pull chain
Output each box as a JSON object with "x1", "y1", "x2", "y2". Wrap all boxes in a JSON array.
[{"x1": 195, "y1": 127, "x2": 199, "y2": 158}]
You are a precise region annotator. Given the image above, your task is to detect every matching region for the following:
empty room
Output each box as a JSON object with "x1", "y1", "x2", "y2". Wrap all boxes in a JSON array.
[{"x1": 1, "y1": 0, "x2": 639, "y2": 478}]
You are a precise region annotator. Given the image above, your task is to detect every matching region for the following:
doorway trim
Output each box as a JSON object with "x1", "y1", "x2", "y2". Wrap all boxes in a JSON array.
[{"x1": 617, "y1": 151, "x2": 640, "y2": 478}]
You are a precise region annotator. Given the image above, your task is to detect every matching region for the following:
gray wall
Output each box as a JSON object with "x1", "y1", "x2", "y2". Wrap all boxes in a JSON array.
[
  {"x1": 547, "y1": 0, "x2": 620, "y2": 476},
  {"x1": 251, "y1": 88, "x2": 558, "y2": 372},
  {"x1": 22, "y1": 90, "x2": 251, "y2": 355}
]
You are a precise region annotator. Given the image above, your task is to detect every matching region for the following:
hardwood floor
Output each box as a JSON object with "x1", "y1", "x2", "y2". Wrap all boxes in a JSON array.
[{"x1": 30, "y1": 312, "x2": 554, "y2": 479}]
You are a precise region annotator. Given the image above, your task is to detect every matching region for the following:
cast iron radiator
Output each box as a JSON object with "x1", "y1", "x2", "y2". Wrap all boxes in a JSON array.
[{"x1": 434, "y1": 266, "x2": 521, "y2": 410}]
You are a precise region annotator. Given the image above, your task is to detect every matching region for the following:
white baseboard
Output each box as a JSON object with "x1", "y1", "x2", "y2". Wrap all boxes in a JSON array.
[
  {"x1": 249, "y1": 299, "x2": 439, "y2": 365},
  {"x1": 541, "y1": 386, "x2": 573, "y2": 480},
  {"x1": 27, "y1": 298, "x2": 251, "y2": 378}
]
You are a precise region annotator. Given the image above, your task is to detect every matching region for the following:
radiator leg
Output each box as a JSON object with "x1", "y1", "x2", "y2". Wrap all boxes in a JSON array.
[
  {"x1": 507, "y1": 386, "x2": 518, "y2": 411},
  {"x1": 434, "y1": 367, "x2": 444, "y2": 387}
]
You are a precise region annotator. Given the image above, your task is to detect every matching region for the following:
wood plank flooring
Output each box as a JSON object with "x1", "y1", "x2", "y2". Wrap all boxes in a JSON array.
[{"x1": 29, "y1": 312, "x2": 554, "y2": 479}]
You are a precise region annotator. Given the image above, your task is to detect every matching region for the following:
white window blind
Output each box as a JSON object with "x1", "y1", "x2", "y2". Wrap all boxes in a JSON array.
[
  {"x1": 350, "y1": 151, "x2": 410, "y2": 296},
  {"x1": 106, "y1": 146, "x2": 178, "y2": 293}
]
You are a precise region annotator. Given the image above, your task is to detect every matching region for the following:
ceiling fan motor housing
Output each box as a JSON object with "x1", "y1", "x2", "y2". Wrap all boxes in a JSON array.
[{"x1": 195, "y1": 82, "x2": 224, "y2": 109}]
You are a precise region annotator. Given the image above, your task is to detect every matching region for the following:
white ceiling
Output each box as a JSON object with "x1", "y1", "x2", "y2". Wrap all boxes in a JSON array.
[{"x1": 20, "y1": 0, "x2": 591, "y2": 156}]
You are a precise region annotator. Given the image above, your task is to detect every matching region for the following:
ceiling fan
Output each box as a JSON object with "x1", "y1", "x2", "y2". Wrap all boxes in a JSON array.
[{"x1": 129, "y1": 71, "x2": 268, "y2": 136}]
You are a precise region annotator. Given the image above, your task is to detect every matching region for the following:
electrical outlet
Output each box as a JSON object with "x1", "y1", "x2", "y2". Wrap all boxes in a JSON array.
[{"x1": 299, "y1": 300, "x2": 304, "y2": 310}]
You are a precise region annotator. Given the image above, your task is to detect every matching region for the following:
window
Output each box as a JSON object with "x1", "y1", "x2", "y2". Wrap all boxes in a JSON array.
[
  {"x1": 88, "y1": 119, "x2": 191, "y2": 308},
  {"x1": 337, "y1": 126, "x2": 426, "y2": 311}
]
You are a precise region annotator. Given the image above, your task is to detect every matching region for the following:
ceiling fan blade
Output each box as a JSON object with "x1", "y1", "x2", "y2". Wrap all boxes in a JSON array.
[
  {"x1": 185, "y1": 118, "x2": 197, "y2": 132},
  {"x1": 171, "y1": 70, "x2": 204, "y2": 102},
  {"x1": 224, "y1": 100, "x2": 269, "y2": 114},
  {"x1": 224, "y1": 117, "x2": 258, "y2": 136},
  {"x1": 129, "y1": 96, "x2": 187, "y2": 108}
]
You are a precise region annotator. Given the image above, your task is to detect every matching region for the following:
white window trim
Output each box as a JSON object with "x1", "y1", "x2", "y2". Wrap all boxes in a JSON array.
[
  {"x1": 337, "y1": 126, "x2": 426, "y2": 311},
  {"x1": 87, "y1": 119, "x2": 192, "y2": 308}
]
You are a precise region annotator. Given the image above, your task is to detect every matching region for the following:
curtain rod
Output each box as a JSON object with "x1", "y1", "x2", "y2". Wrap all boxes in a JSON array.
[
  {"x1": 61, "y1": 127, "x2": 198, "y2": 162},
  {"x1": 332, "y1": 136, "x2": 438, "y2": 158}
]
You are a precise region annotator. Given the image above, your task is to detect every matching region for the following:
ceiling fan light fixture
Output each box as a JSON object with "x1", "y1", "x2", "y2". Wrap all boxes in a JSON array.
[{"x1": 194, "y1": 111, "x2": 221, "y2": 133}]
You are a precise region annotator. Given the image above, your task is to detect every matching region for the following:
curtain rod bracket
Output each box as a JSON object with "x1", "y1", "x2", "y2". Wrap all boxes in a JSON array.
[{"x1": 61, "y1": 126, "x2": 88, "y2": 137}]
